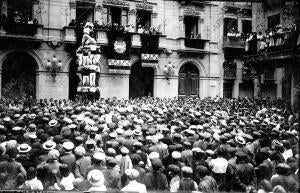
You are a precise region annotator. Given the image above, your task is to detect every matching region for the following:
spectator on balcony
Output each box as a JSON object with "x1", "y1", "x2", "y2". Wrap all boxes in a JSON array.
[
  {"x1": 269, "y1": 29, "x2": 275, "y2": 47},
  {"x1": 257, "y1": 32, "x2": 264, "y2": 52},
  {"x1": 137, "y1": 25, "x2": 144, "y2": 34},
  {"x1": 190, "y1": 32, "x2": 195, "y2": 39},
  {"x1": 13, "y1": 11, "x2": 22, "y2": 23},
  {"x1": 275, "y1": 25, "x2": 284, "y2": 46},
  {"x1": 94, "y1": 21, "x2": 100, "y2": 29}
]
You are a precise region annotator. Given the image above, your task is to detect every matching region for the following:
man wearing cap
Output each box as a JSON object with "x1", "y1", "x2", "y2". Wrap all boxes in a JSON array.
[
  {"x1": 116, "y1": 147, "x2": 132, "y2": 176},
  {"x1": 170, "y1": 166, "x2": 198, "y2": 192},
  {"x1": 16, "y1": 143, "x2": 35, "y2": 171},
  {"x1": 168, "y1": 164, "x2": 180, "y2": 188},
  {"x1": 144, "y1": 158, "x2": 168, "y2": 191},
  {"x1": 74, "y1": 146, "x2": 91, "y2": 179},
  {"x1": 121, "y1": 169, "x2": 147, "y2": 193},
  {"x1": 86, "y1": 152, "x2": 107, "y2": 175},
  {"x1": 235, "y1": 151, "x2": 257, "y2": 188},
  {"x1": 181, "y1": 141, "x2": 193, "y2": 167},
  {"x1": 60, "y1": 141, "x2": 76, "y2": 174},
  {"x1": 0, "y1": 148, "x2": 26, "y2": 189},
  {"x1": 271, "y1": 163, "x2": 298, "y2": 192},
  {"x1": 102, "y1": 157, "x2": 120, "y2": 189}
]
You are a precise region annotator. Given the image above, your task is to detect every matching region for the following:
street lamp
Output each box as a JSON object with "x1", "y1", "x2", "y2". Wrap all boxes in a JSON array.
[{"x1": 45, "y1": 55, "x2": 62, "y2": 82}]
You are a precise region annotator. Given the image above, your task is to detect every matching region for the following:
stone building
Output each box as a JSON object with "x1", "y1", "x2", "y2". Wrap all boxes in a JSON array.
[{"x1": 0, "y1": 0, "x2": 224, "y2": 100}]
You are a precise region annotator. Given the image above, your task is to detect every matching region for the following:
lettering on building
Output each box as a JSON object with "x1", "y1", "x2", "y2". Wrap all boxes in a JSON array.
[{"x1": 102, "y1": 0, "x2": 129, "y2": 7}]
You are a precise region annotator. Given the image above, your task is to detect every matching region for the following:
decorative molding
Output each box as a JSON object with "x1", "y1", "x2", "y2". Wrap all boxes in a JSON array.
[
  {"x1": 152, "y1": 12, "x2": 158, "y2": 18},
  {"x1": 69, "y1": 1, "x2": 76, "y2": 9},
  {"x1": 183, "y1": 6, "x2": 202, "y2": 16},
  {"x1": 129, "y1": 9, "x2": 136, "y2": 15},
  {"x1": 136, "y1": 0, "x2": 153, "y2": 11},
  {"x1": 95, "y1": 4, "x2": 102, "y2": 11},
  {"x1": 47, "y1": 39, "x2": 62, "y2": 49},
  {"x1": 102, "y1": 0, "x2": 129, "y2": 7}
]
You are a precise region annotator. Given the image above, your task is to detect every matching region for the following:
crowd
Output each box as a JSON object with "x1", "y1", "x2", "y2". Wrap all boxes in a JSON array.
[
  {"x1": 226, "y1": 24, "x2": 300, "y2": 53},
  {"x1": 0, "y1": 97, "x2": 298, "y2": 193},
  {"x1": 69, "y1": 20, "x2": 162, "y2": 35}
]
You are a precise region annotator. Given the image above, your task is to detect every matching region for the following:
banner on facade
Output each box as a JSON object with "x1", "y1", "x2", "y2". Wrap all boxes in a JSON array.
[
  {"x1": 141, "y1": 34, "x2": 159, "y2": 66},
  {"x1": 108, "y1": 59, "x2": 131, "y2": 74},
  {"x1": 107, "y1": 28, "x2": 131, "y2": 60}
]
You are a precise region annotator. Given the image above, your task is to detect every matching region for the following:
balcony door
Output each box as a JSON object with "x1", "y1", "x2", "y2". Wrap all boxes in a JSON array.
[
  {"x1": 136, "y1": 10, "x2": 151, "y2": 29},
  {"x1": 184, "y1": 16, "x2": 199, "y2": 38},
  {"x1": 1, "y1": 52, "x2": 37, "y2": 99},
  {"x1": 178, "y1": 63, "x2": 199, "y2": 97},
  {"x1": 76, "y1": 2, "x2": 94, "y2": 24}
]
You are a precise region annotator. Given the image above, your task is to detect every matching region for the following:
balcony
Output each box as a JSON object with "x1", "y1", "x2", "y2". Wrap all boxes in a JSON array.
[
  {"x1": 184, "y1": 38, "x2": 208, "y2": 50},
  {"x1": 0, "y1": 22, "x2": 43, "y2": 42},
  {"x1": 242, "y1": 72, "x2": 253, "y2": 80},
  {"x1": 243, "y1": 30, "x2": 300, "y2": 66},
  {"x1": 223, "y1": 36, "x2": 246, "y2": 49},
  {"x1": 224, "y1": 69, "x2": 236, "y2": 79}
]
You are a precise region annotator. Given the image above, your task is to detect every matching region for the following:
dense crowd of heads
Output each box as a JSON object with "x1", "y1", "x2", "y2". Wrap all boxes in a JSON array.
[{"x1": 0, "y1": 97, "x2": 298, "y2": 193}]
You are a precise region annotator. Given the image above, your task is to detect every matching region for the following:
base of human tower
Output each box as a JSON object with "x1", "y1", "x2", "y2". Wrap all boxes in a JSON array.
[{"x1": 76, "y1": 45, "x2": 101, "y2": 100}]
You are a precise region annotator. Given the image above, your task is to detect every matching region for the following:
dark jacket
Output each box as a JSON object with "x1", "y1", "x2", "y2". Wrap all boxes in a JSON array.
[
  {"x1": 144, "y1": 171, "x2": 168, "y2": 191},
  {"x1": 236, "y1": 162, "x2": 257, "y2": 187}
]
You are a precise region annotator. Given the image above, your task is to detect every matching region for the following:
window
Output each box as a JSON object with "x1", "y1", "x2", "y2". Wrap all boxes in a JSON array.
[
  {"x1": 103, "y1": 6, "x2": 128, "y2": 26},
  {"x1": 76, "y1": 2, "x2": 94, "y2": 24},
  {"x1": 7, "y1": 0, "x2": 33, "y2": 23},
  {"x1": 184, "y1": 16, "x2": 199, "y2": 38},
  {"x1": 242, "y1": 20, "x2": 252, "y2": 34},
  {"x1": 136, "y1": 10, "x2": 151, "y2": 29},
  {"x1": 268, "y1": 14, "x2": 280, "y2": 30},
  {"x1": 223, "y1": 18, "x2": 238, "y2": 35}
]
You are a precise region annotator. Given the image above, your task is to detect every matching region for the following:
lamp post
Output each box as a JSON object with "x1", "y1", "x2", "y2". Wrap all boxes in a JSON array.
[{"x1": 45, "y1": 55, "x2": 62, "y2": 82}]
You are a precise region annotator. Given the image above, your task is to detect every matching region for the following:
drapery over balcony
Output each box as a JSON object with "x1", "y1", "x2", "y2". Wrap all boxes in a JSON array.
[
  {"x1": 107, "y1": 28, "x2": 131, "y2": 60},
  {"x1": 184, "y1": 38, "x2": 207, "y2": 49},
  {"x1": 223, "y1": 36, "x2": 246, "y2": 49},
  {"x1": 2, "y1": 22, "x2": 38, "y2": 36},
  {"x1": 141, "y1": 34, "x2": 159, "y2": 54}
]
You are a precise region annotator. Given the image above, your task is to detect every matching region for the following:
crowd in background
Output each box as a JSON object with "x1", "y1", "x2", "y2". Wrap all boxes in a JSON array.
[
  {"x1": 0, "y1": 97, "x2": 298, "y2": 193},
  {"x1": 69, "y1": 19, "x2": 162, "y2": 35},
  {"x1": 226, "y1": 23, "x2": 300, "y2": 53}
]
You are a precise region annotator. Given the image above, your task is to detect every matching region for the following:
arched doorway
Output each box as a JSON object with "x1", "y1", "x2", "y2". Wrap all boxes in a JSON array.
[
  {"x1": 178, "y1": 63, "x2": 199, "y2": 97},
  {"x1": 129, "y1": 62, "x2": 154, "y2": 98},
  {"x1": 1, "y1": 52, "x2": 37, "y2": 99}
]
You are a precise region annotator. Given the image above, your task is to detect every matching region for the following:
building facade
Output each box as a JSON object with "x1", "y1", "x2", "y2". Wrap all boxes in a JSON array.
[{"x1": 0, "y1": 0, "x2": 225, "y2": 100}]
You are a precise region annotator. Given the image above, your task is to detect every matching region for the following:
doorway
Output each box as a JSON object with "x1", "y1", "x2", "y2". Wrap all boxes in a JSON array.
[
  {"x1": 178, "y1": 63, "x2": 199, "y2": 97},
  {"x1": 129, "y1": 62, "x2": 154, "y2": 98},
  {"x1": 1, "y1": 52, "x2": 37, "y2": 99}
]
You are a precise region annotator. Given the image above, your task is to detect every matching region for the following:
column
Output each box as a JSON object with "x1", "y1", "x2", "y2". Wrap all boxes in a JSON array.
[
  {"x1": 0, "y1": 69, "x2": 2, "y2": 99},
  {"x1": 1, "y1": 0, "x2": 7, "y2": 17},
  {"x1": 95, "y1": 4, "x2": 102, "y2": 22},
  {"x1": 69, "y1": 1, "x2": 76, "y2": 21},
  {"x1": 128, "y1": 7, "x2": 136, "y2": 26},
  {"x1": 275, "y1": 68, "x2": 283, "y2": 98},
  {"x1": 233, "y1": 59, "x2": 242, "y2": 98},
  {"x1": 253, "y1": 75, "x2": 261, "y2": 99}
]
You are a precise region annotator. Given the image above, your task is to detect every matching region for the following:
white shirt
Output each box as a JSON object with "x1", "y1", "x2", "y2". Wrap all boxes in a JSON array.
[
  {"x1": 121, "y1": 180, "x2": 147, "y2": 193},
  {"x1": 170, "y1": 179, "x2": 198, "y2": 192},
  {"x1": 24, "y1": 177, "x2": 43, "y2": 190},
  {"x1": 209, "y1": 157, "x2": 228, "y2": 173},
  {"x1": 89, "y1": 185, "x2": 107, "y2": 192},
  {"x1": 282, "y1": 149, "x2": 293, "y2": 161},
  {"x1": 60, "y1": 173, "x2": 75, "y2": 190}
]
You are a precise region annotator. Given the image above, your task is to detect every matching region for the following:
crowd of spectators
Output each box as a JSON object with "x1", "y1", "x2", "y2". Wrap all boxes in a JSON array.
[
  {"x1": 0, "y1": 12, "x2": 38, "y2": 26},
  {"x1": 69, "y1": 20, "x2": 162, "y2": 35},
  {"x1": 0, "y1": 96, "x2": 298, "y2": 193},
  {"x1": 226, "y1": 24, "x2": 300, "y2": 54}
]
